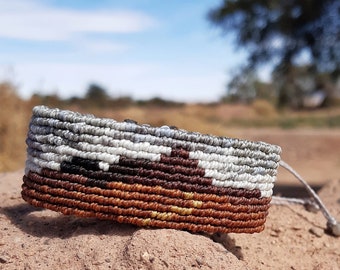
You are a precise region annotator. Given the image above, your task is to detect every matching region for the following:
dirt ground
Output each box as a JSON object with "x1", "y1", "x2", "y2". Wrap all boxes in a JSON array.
[{"x1": 0, "y1": 128, "x2": 339, "y2": 269}]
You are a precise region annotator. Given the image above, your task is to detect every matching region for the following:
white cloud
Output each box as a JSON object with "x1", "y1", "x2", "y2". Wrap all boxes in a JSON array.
[{"x1": 0, "y1": 0, "x2": 157, "y2": 41}]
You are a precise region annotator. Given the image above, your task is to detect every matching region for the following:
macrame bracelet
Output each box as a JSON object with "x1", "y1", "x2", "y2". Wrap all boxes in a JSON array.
[{"x1": 22, "y1": 105, "x2": 281, "y2": 234}]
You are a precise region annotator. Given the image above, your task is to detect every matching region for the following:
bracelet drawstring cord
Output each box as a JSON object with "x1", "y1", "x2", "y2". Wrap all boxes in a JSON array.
[{"x1": 272, "y1": 160, "x2": 340, "y2": 237}]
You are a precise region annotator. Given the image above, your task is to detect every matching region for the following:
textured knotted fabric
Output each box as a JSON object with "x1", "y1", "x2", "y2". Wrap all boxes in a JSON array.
[{"x1": 22, "y1": 106, "x2": 281, "y2": 234}]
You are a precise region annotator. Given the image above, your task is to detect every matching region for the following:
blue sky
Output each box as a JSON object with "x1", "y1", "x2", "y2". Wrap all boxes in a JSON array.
[{"x1": 0, "y1": 0, "x2": 255, "y2": 102}]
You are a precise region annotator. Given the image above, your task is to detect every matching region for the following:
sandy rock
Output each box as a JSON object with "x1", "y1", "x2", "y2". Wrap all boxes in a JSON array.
[{"x1": 120, "y1": 229, "x2": 247, "y2": 270}]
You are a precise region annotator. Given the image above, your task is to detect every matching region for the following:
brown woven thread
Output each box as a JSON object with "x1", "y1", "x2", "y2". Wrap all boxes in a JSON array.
[
  {"x1": 71, "y1": 155, "x2": 205, "y2": 177},
  {"x1": 60, "y1": 162, "x2": 262, "y2": 199},
  {"x1": 21, "y1": 186, "x2": 266, "y2": 229},
  {"x1": 40, "y1": 168, "x2": 270, "y2": 205},
  {"x1": 65, "y1": 155, "x2": 213, "y2": 189},
  {"x1": 21, "y1": 186, "x2": 264, "y2": 227},
  {"x1": 170, "y1": 148, "x2": 190, "y2": 158},
  {"x1": 22, "y1": 180, "x2": 267, "y2": 222},
  {"x1": 119, "y1": 156, "x2": 206, "y2": 177},
  {"x1": 160, "y1": 155, "x2": 200, "y2": 167},
  {"x1": 23, "y1": 175, "x2": 268, "y2": 220},
  {"x1": 26, "y1": 172, "x2": 270, "y2": 212},
  {"x1": 21, "y1": 192, "x2": 265, "y2": 234},
  {"x1": 108, "y1": 164, "x2": 213, "y2": 186}
]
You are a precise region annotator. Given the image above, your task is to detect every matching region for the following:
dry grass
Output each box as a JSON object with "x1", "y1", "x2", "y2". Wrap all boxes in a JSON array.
[
  {"x1": 1, "y1": 83, "x2": 340, "y2": 172},
  {"x1": 0, "y1": 82, "x2": 32, "y2": 172}
]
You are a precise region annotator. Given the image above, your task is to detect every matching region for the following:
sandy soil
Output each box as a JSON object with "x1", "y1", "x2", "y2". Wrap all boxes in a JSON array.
[{"x1": 1, "y1": 128, "x2": 339, "y2": 269}]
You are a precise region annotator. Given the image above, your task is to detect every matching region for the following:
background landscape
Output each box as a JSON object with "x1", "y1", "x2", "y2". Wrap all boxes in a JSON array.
[
  {"x1": 1, "y1": 80, "x2": 340, "y2": 269},
  {"x1": 1, "y1": 80, "x2": 340, "y2": 190},
  {"x1": 1, "y1": 1, "x2": 340, "y2": 268}
]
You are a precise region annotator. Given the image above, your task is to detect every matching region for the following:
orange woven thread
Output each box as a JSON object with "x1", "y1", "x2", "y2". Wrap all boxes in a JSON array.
[
  {"x1": 26, "y1": 172, "x2": 270, "y2": 213},
  {"x1": 21, "y1": 192, "x2": 265, "y2": 234},
  {"x1": 23, "y1": 175, "x2": 268, "y2": 221},
  {"x1": 21, "y1": 186, "x2": 266, "y2": 227},
  {"x1": 21, "y1": 186, "x2": 266, "y2": 230}
]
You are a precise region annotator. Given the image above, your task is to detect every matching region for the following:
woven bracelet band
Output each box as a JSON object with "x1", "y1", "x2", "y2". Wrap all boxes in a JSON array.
[{"x1": 22, "y1": 105, "x2": 281, "y2": 234}]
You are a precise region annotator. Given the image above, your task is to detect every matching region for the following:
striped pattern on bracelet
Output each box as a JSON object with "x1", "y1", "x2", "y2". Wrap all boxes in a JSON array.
[{"x1": 22, "y1": 105, "x2": 281, "y2": 234}]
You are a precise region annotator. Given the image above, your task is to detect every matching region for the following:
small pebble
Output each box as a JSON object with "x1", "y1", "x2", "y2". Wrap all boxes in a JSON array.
[
  {"x1": 43, "y1": 239, "x2": 51, "y2": 245},
  {"x1": 309, "y1": 227, "x2": 324, "y2": 237},
  {"x1": 304, "y1": 203, "x2": 319, "y2": 213},
  {"x1": 14, "y1": 237, "x2": 21, "y2": 243},
  {"x1": 0, "y1": 254, "x2": 10, "y2": 264},
  {"x1": 196, "y1": 258, "x2": 204, "y2": 266},
  {"x1": 141, "y1": 252, "x2": 154, "y2": 263},
  {"x1": 270, "y1": 231, "x2": 279, "y2": 237},
  {"x1": 270, "y1": 226, "x2": 283, "y2": 237},
  {"x1": 291, "y1": 225, "x2": 302, "y2": 231}
]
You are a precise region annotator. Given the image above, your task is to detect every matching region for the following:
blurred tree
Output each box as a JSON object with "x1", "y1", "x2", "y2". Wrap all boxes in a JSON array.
[
  {"x1": 226, "y1": 66, "x2": 257, "y2": 103},
  {"x1": 208, "y1": 0, "x2": 340, "y2": 108},
  {"x1": 221, "y1": 65, "x2": 275, "y2": 103},
  {"x1": 86, "y1": 83, "x2": 109, "y2": 100},
  {"x1": 85, "y1": 83, "x2": 110, "y2": 107},
  {"x1": 31, "y1": 93, "x2": 61, "y2": 108}
]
